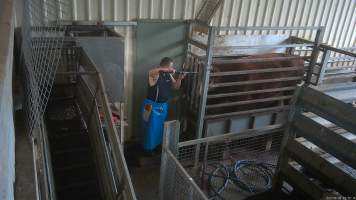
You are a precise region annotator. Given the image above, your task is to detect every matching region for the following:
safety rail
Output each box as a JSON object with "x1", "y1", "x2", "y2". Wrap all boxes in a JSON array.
[
  {"x1": 53, "y1": 48, "x2": 136, "y2": 200},
  {"x1": 311, "y1": 44, "x2": 356, "y2": 85},
  {"x1": 273, "y1": 85, "x2": 356, "y2": 199},
  {"x1": 182, "y1": 20, "x2": 323, "y2": 150},
  {"x1": 160, "y1": 120, "x2": 285, "y2": 200}
]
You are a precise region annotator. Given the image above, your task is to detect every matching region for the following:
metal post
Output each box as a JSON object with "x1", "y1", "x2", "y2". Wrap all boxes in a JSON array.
[
  {"x1": 306, "y1": 27, "x2": 325, "y2": 85},
  {"x1": 194, "y1": 26, "x2": 215, "y2": 167},
  {"x1": 159, "y1": 120, "x2": 180, "y2": 200},
  {"x1": 317, "y1": 49, "x2": 331, "y2": 85},
  {"x1": 120, "y1": 102, "x2": 125, "y2": 147},
  {"x1": 272, "y1": 86, "x2": 302, "y2": 191}
]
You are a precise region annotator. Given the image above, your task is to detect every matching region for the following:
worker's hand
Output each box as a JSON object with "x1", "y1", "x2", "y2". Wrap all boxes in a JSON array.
[
  {"x1": 177, "y1": 73, "x2": 186, "y2": 80},
  {"x1": 160, "y1": 67, "x2": 176, "y2": 73}
]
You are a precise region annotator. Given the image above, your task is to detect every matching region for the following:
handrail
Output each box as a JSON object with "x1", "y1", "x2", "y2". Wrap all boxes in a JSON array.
[
  {"x1": 78, "y1": 50, "x2": 136, "y2": 199},
  {"x1": 315, "y1": 44, "x2": 356, "y2": 85},
  {"x1": 54, "y1": 49, "x2": 136, "y2": 199}
]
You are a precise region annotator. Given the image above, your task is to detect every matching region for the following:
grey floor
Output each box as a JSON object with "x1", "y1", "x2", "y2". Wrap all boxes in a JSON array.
[
  {"x1": 130, "y1": 165, "x2": 161, "y2": 200},
  {"x1": 14, "y1": 111, "x2": 36, "y2": 200}
]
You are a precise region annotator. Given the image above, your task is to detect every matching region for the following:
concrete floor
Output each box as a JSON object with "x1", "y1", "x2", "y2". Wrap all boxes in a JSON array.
[
  {"x1": 130, "y1": 165, "x2": 161, "y2": 200},
  {"x1": 125, "y1": 142, "x2": 162, "y2": 200},
  {"x1": 14, "y1": 111, "x2": 36, "y2": 200}
]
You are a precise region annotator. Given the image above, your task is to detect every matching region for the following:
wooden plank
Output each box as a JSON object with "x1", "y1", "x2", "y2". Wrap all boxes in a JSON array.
[
  {"x1": 280, "y1": 164, "x2": 325, "y2": 200},
  {"x1": 320, "y1": 44, "x2": 356, "y2": 58},
  {"x1": 206, "y1": 95, "x2": 293, "y2": 109},
  {"x1": 189, "y1": 39, "x2": 208, "y2": 51},
  {"x1": 300, "y1": 86, "x2": 356, "y2": 134},
  {"x1": 212, "y1": 55, "x2": 305, "y2": 64},
  {"x1": 209, "y1": 76, "x2": 302, "y2": 88},
  {"x1": 293, "y1": 113, "x2": 356, "y2": 169},
  {"x1": 286, "y1": 140, "x2": 356, "y2": 196},
  {"x1": 205, "y1": 105, "x2": 290, "y2": 120},
  {"x1": 210, "y1": 66, "x2": 303, "y2": 77},
  {"x1": 207, "y1": 86, "x2": 296, "y2": 99}
]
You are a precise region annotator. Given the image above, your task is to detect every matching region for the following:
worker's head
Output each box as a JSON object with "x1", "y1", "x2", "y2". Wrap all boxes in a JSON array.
[{"x1": 160, "y1": 57, "x2": 173, "y2": 68}]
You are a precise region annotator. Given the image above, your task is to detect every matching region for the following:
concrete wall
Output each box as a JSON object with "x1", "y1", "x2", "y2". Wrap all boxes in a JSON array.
[{"x1": 0, "y1": 0, "x2": 15, "y2": 199}]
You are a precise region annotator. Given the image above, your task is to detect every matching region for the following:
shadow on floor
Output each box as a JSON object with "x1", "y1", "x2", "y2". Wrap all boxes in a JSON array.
[
  {"x1": 125, "y1": 141, "x2": 162, "y2": 200},
  {"x1": 15, "y1": 110, "x2": 36, "y2": 200}
]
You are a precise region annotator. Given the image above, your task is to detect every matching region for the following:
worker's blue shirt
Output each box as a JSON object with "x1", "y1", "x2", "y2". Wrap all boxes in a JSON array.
[{"x1": 147, "y1": 72, "x2": 172, "y2": 103}]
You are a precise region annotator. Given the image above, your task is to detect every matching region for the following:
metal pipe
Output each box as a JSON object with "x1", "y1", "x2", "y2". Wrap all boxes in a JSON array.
[{"x1": 194, "y1": 26, "x2": 215, "y2": 167}]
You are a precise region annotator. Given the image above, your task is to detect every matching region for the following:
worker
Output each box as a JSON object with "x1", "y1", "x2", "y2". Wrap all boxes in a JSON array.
[{"x1": 142, "y1": 57, "x2": 185, "y2": 151}]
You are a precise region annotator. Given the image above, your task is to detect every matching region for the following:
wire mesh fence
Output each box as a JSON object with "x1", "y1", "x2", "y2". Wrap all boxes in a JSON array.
[
  {"x1": 160, "y1": 121, "x2": 284, "y2": 200},
  {"x1": 21, "y1": 0, "x2": 69, "y2": 135}
]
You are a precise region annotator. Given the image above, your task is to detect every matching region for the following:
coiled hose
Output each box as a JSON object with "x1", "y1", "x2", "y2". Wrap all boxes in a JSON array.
[{"x1": 204, "y1": 160, "x2": 276, "y2": 200}]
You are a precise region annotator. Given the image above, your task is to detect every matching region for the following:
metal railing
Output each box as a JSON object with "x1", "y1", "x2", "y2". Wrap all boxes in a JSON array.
[
  {"x1": 160, "y1": 120, "x2": 284, "y2": 200},
  {"x1": 311, "y1": 45, "x2": 356, "y2": 85},
  {"x1": 273, "y1": 85, "x2": 356, "y2": 199},
  {"x1": 182, "y1": 20, "x2": 324, "y2": 141},
  {"x1": 54, "y1": 48, "x2": 136, "y2": 200}
]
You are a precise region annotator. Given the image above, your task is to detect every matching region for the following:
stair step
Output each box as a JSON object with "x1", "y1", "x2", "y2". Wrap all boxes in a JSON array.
[
  {"x1": 55, "y1": 163, "x2": 92, "y2": 172},
  {"x1": 50, "y1": 132, "x2": 90, "y2": 152},
  {"x1": 55, "y1": 165, "x2": 98, "y2": 188},
  {"x1": 45, "y1": 86, "x2": 102, "y2": 200},
  {"x1": 51, "y1": 148, "x2": 92, "y2": 169},
  {"x1": 47, "y1": 118, "x2": 85, "y2": 131},
  {"x1": 50, "y1": 129, "x2": 88, "y2": 139},
  {"x1": 56, "y1": 180, "x2": 101, "y2": 200}
]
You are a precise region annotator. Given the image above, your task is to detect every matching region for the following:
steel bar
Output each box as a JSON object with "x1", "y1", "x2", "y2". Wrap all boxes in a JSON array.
[
  {"x1": 60, "y1": 20, "x2": 137, "y2": 26},
  {"x1": 205, "y1": 105, "x2": 290, "y2": 120},
  {"x1": 207, "y1": 86, "x2": 296, "y2": 99},
  {"x1": 210, "y1": 66, "x2": 303, "y2": 77},
  {"x1": 56, "y1": 71, "x2": 98, "y2": 75},
  {"x1": 209, "y1": 76, "x2": 303, "y2": 88},
  {"x1": 317, "y1": 49, "x2": 331, "y2": 84},
  {"x1": 214, "y1": 43, "x2": 314, "y2": 50},
  {"x1": 320, "y1": 44, "x2": 356, "y2": 58},
  {"x1": 213, "y1": 56, "x2": 307, "y2": 64},
  {"x1": 290, "y1": 36, "x2": 315, "y2": 44},
  {"x1": 206, "y1": 95, "x2": 293, "y2": 109},
  {"x1": 178, "y1": 124, "x2": 284, "y2": 147},
  {"x1": 188, "y1": 39, "x2": 208, "y2": 51},
  {"x1": 215, "y1": 26, "x2": 323, "y2": 31},
  {"x1": 194, "y1": 26, "x2": 215, "y2": 167},
  {"x1": 306, "y1": 27, "x2": 325, "y2": 85}
]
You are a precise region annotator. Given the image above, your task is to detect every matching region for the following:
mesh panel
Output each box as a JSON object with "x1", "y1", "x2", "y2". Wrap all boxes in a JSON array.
[
  {"x1": 21, "y1": 0, "x2": 68, "y2": 134},
  {"x1": 162, "y1": 131, "x2": 283, "y2": 200},
  {"x1": 164, "y1": 151, "x2": 208, "y2": 200}
]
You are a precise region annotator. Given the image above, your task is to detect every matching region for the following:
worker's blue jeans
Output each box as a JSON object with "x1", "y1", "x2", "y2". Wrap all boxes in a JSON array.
[{"x1": 142, "y1": 98, "x2": 168, "y2": 151}]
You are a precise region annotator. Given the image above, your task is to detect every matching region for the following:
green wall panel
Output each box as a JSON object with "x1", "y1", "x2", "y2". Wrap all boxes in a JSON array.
[{"x1": 133, "y1": 20, "x2": 187, "y2": 140}]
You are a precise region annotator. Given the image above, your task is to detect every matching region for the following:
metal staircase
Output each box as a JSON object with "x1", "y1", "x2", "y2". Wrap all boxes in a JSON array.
[{"x1": 46, "y1": 94, "x2": 102, "y2": 200}]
